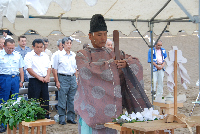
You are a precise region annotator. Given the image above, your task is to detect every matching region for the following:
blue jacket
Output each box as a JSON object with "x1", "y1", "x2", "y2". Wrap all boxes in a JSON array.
[
  {"x1": 15, "y1": 45, "x2": 31, "y2": 59},
  {"x1": 147, "y1": 47, "x2": 167, "y2": 72}
]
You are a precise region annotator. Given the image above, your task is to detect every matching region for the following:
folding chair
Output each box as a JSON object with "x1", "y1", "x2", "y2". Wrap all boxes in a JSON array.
[
  {"x1": 19, "y1": 88, "x2": 28, "y2": 100},
  {"x1": 50, "y1": 77, "x2": 55, "y2": 82},
  {"x1": 48, "y1": 86, "x2": 58, "y2": 111},
  {"x1": 48, "y1": 82, "x2": 55, "y2": 86},
  {"x1": 23, "y1": 82, "x2": 29, "y2": 88}
]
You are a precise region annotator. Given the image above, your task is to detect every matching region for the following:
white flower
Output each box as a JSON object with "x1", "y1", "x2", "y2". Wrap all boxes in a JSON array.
[
  {"x1": 121, "y1": 115, "x2": 131, "y2": 121},
  {"x1": 129, "y1": 112, "x2": 136, "y2": 120},
  {"x1": 13, "y1": 97, "x2": 22, "y2": 106},
  {"x1": 136, "y1": 112, "x2": 144, "y2": 121},
  {"x1": 125, "y1": 111, "x2": 128, "y2": 116}
]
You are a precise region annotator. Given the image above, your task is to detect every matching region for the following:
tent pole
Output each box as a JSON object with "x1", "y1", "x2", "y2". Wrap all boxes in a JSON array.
[
  {"x1": 174, "y1": 0, "x2": 194, "y2": 22},
  {"x1": 198, "y1": 0, "x2": 200, "y2": 92},
  {"x1": 150, "y1": 22, "x2": 155, "y2": 107},
  {"x1": 132, "y1": 22, "x2": 149, "y2": 46},
  {"x1": 150, "y1": 0, "x2": 171, "y2": 22},
  {"x1": 15, "y1": 15, "x2": 190, "y2": 23},
  {"x1": 154, "y1": 22, "x2": 170, "y2": 45},
  {"x1": 149, "y1": 0, "x2": 171, "y2": 108}
]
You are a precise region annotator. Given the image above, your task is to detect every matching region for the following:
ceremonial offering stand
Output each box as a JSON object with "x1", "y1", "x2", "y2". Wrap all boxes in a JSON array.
[
  {"x1": 104, "y1": 123, "x2": 133, "y2": 134},
  {"x1": 105, "y1": 50, "x2": 200, "y2": 133},
  {"x1": 105, "y1": 116, "x2": 200, "y2": 133},
  {"x1": 7, "y1": 118, "x2": 55, "y2": 134},
  {"x1": 153, "y1": 102, "x2": 183, "y2": 115}
]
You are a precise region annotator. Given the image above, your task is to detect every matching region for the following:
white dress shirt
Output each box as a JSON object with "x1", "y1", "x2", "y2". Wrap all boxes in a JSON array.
[
  {"x1": 44, "y1": 48, "x2": 52, "y2": 60},
  {"x1": 24, "y1": 50, "x2": 51, "y2": 78},
  {"x1": 51, "y1": 50, "x2": 62, "y2": 66},
  {"x1": 53, "y1": 50, "x2": 77, "y2": 75},
  {"x1": 0, "y1": 50, "x2": 24, "y2": 75},
  {"x1": 4, "y1": 35, "x2": 13, "y2": 39}
]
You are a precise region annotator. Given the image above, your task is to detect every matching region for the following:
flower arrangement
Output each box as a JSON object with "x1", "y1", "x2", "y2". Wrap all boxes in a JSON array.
[
  {"x1": 112, "y1": 108, "x2": 166, "y2": 126},
  {"x1": 0, "y1": 94, "x2": 47, "y2": 130}
]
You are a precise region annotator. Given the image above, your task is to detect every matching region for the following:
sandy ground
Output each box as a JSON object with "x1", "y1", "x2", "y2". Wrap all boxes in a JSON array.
[{"x1": 2, "y1": 31, "x2": 200, "y2": 133}]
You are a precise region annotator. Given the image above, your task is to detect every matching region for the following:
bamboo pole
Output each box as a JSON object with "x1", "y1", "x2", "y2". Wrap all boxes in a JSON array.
[{"x1": 174, "y1": 50, "x2": 178, "y2": 116}]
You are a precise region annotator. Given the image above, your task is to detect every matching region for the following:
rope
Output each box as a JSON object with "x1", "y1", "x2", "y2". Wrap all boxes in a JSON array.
[
  {"x1": 103, "y1": 0, "x2": 119, "y2": 16},
  {"x1": 135, "y1": 15, "x2": 140, "y2": 29},
  {"x1": 174, "y1": 114, "x2": 194, "y2": 134},
  {"x1": 59, "y1": 13, "x2": 64, "y2": 32},
  {"x1": 167, "y1": 15, "x2": 173, "y2": 30},
  {"x1": 189, "y1": 93, "x2": 200, "y2": 116}
]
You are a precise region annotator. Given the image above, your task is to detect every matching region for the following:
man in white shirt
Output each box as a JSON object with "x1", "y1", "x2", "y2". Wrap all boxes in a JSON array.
[
  {"x1": 43, "y1": 38, "x2": 52, "y2": 60},
  {"x1": 53, "y1": 37, "x2": 78, "y2": 125},
  {"x1": 3, "y1": 30, "x2": 13, "y2": 39},
  {"x1": 51, "y1": 39, "x2": 63, "y2": 67},
  {"x1": 0, "y1": 36, "x2": 5, "y2": 51},
  {"x1": 51, "y1": 39, "x2": 63, "y2": 105},
  {"x1": 24, "y1": 39, "x2": 51, "y2": 118}
]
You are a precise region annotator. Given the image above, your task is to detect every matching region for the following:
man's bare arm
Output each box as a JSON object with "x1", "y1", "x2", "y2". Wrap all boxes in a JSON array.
[
  {"x1": 44, "y1": 68, "x2": 51, "y2": 83},
  {"x1": 19, "y1": 68, "x2": 24, "y2": 87},
  {"x1": 53, "y1": 69, "x2": 60, "y2": 90},
  {"x1": 27, "y1": 68, "x2": 44, "y2": 82}
]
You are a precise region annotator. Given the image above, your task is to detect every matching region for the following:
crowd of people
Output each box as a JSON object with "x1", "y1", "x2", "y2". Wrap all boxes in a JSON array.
[
  {"x1": 0, "y1": 14, "x2": 167, "y2": 134},
  {"x1": 0, "y1": 33, "x2": 79, "y2": 132}
]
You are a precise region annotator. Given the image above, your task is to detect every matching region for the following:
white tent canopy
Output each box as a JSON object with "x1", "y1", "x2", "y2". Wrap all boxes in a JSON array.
[{"x1": 0, "y1": 0, "x2": 198, "y2": 36}]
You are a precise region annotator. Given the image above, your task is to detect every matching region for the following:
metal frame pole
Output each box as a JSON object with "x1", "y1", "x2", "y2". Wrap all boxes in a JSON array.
[
  {"x1": 150, "y1": 22, "x2": 155, "y2": 105},
  {"x1": 150, "y1": 0, "x2": 172, "y2": 22},
  {"x1": 154, "y1": 22, "x2": 170, "y2": 46},
  {"x1": 132, "y1": 22, "x2": 149, "y2": 46},
  {"x1": 174, "y1": 0, "x2": 200, "y2": 115},
  {"x1": 199, "y1": 0, "x2": 200, "y2": 92}
]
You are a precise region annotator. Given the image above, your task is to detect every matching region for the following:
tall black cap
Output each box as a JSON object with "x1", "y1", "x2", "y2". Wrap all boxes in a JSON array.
[{"x1": 89, "y1": 14, "x2": 107, "y2": 33}]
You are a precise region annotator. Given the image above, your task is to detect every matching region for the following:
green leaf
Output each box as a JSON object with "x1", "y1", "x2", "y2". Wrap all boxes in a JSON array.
[
  {"x1": 9, "y1": 118, "x2": 14, "y2": 125},
  {"x1": 112, "y1": 119, "x2": 116, "y2": 122},
  {"x1": 5, "y1": 108, "x2": 9, "y2": 117},
  {"x1": 0, "y1": 95, "x2": 47, "y2": 129}
]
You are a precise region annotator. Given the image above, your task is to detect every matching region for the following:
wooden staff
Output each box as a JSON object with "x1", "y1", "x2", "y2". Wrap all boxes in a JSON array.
[
  {"x1": 113, "y1": 30, "x2": 120, "y2": 60},
  {"x1": 174, "y1": 50, "x2": 177, "y2": 116}
]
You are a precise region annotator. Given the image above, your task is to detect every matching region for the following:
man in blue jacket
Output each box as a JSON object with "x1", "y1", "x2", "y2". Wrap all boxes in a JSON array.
[
  {"x1": 15, "y1": 36, "x2": 31, "y2": 82},
  {"x1": 148, "y1": 40, "x2": 167, "y2": 97}
]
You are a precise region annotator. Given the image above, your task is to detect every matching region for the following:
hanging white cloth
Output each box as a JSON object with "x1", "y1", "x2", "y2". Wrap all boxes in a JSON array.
[{"x1": 165, "y1": 46, "x2": 190, "y2": 92}]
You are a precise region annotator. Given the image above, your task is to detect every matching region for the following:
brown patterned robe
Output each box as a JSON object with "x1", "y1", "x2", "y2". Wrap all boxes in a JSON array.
[{"x1": 75, "y1": 47, "x2": 151, "y2": 133}]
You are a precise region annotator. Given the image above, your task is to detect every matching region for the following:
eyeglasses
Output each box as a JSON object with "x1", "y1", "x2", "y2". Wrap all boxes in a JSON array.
[{"x1": 6, "y1": 47, "x2": 15, "y2": 51}]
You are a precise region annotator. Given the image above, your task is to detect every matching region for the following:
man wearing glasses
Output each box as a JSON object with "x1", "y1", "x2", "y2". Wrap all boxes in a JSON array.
[
  {"x1": 0, "y1": 38, "x2": 24, "y2": 103},
  {"x1": 0, "y1": 38, "x2": 24, "y2": 132}
]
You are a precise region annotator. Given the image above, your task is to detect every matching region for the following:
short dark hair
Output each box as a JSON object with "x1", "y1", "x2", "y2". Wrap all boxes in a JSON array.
[
  {"x1": 3, "y1": 30, "x2": 9, "y2": 33},
  {"x1": 32, "y1": 39, "x2": 44, "y2": 47},
  {"x1": 18, "y1": 35, "x2": 26, "y2": 41},
  {"x1": 4, "y1": 38, "x2": 15, "y2": 46},
  {"x1": 62, "y1": 37, "x2": 73, "y2": 45},
  {"x1": 43, "y1": 38, "x2": 49, "y2": 43}
]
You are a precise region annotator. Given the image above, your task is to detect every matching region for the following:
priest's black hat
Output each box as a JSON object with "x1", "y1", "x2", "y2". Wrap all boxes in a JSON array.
[{"x1": 89, "y1": 14, "x2": 107, "y2": 33}]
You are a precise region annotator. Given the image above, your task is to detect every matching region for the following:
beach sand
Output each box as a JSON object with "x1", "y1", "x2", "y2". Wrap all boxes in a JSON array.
[{"x1": 2, "y1": 31, "x2": 200, "y2": 133}]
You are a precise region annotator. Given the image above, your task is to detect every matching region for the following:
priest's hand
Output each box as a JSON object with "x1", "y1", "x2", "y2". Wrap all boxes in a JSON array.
[{"x1": 115, "y1": 60, "x2": 127, "y2": 69}]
